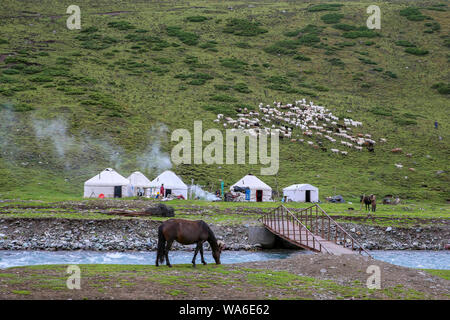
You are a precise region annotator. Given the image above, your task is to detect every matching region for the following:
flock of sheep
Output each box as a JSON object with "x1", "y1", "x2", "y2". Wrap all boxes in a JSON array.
[{"x1": 214, "y1": 99, "x2": 386, "y2": 156}]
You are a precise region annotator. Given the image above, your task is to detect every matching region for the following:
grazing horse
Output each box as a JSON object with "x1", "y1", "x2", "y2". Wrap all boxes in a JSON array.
[
  {"x1": 360, "y1": 195, "x2": 371, "y2": 211},
  {"x1": 370, "y1": 194, "x2": 376, "y2": 212},
  {"x1": 156, "y1": 219, "x2": 225, "y2": 268}
]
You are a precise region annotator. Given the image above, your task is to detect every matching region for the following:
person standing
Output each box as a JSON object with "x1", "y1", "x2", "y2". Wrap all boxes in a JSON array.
[
  {"x1": 160, "y1": 184, "x2": 165, "y2": 199},
  {"x1": 435, "y1": 120, "x2": 438, "y2": 129}
]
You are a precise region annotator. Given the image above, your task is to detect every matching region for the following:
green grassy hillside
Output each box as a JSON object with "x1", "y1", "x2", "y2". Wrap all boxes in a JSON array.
[{"x1": 0, "y1": 0, "x2": 449, "y2": 201}]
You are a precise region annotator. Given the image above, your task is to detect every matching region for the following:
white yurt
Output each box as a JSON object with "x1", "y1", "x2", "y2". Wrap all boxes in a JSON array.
[
  {"x1": 283, "y1": 184, "x2": 319, "y2": 203},
  {"x1": 126, "y1": 171, "x2": 152, "y2": 197},
  {"x1": 230, "y1": 174, "x2": 272, "y2": 202},
  {"x1": 150, "y1": 170, "x2": 188, "y2": 199},
  {"x1": 83, "y1": 168, "x2": 130, "y2": 198}
]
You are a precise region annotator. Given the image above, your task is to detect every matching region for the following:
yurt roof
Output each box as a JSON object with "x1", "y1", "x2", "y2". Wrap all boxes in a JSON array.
[
  {"x1": 127, "y1": 171, "x2": 151, "y2": 187},
  {"x1": 84, "y1": 168, "x2": 129, "y2": 187},
  {"x1": 283, "y1": 184, "x2": 318, "y2": 191},
  {"x1": 231, "y1": 174, "x2": 272, "y2": 190},
  {"x1": 150, "y1": 170, "x2": 187, "y2": 189}
]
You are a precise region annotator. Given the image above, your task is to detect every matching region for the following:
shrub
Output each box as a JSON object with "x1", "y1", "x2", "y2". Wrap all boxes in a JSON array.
[
  {"x1": 395, "y1": 40, "x2": 416, "y2": 47},
  {"x1": 107, "y1": 21, "x2": 135, "y2": 30},
  {"x1": 333, "y1": 24, "x2": 357, "y2": 31},
  {"x1": 405, "y1": 47, "x2": 429, "y2": 55},
  {"x1": 223, "y1": 19, "x2": 268, "y2": 36},
  {"x1": 233, "y1": 83, "x2": 251, "y2": 93},
  {"x1": 359, "y1": 57, "x2": 377, "y2": 65},
  {"x1": 399, "y1": 7, "x2": 428, "y2": 21},
  {"x1": 2, "y1": 69, "x2": 20, "y2": 75},
  {"x1": 210, "y1": 94, "x2": 238, "y2": 102},
  {"x1": 0, "y1": 38, "x2": 8, "y2": 44},
  {"x1": 328, "y1": 58, "x2": 345, "y2": 67},
  {"x1": 293, "y1": 54, "x2": 311, "y2": 61},
  {"x1": 29, "y1": 75, "x2": 53, "y2": 82},
  {"x1": 393, "y1": 117, "x2": 417, "y2": 126},
  {"x1": 12, "y1": 103, "x2": 35, "y2": 112},
  {"x1": 321, "y1": 13, "x2": 344, "y2": 24},
  {"x1": 220, "y1": 57, "x2": 248, "y2": 71},
  {"x1": 166, "y1": 26, "x2": 199, "y2": 45},
  {"x1": 154, "y1": 57, "x2": 175, "y2": 64},
  {"x1": 202, "y1": 104, "x2": 235, "y2": 116},
  {"x1": 384, "y1": 71, "x2": 398, "y2": 78},
  {"x1": 186, "y1": 16, "x2": 209, "y2": 22},
  {"x1": 298, "y1": 33, "x2": 321, "y2": 46},
  {"x1": 307, "y1": 4, "x2": 343, "y2": 12},
  {"x1": 431, "y1": 82, "x2": 450, "y2": 94},
  {"x1": 81, "y1": 26, "x2": 98, "y2": 33},
  {"x1": 264, "y1": 45, "x2": 295, "y2": 55},
  {"x1": 235, "y1": 42, "x2": 252, "y2": 48},
  {"x1": 214, "y1": 84, "x2": 231, "y2": 91}
]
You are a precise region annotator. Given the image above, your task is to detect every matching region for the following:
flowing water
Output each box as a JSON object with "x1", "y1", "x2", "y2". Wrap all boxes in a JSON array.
[{"x1": 0, "y1": 250, "x2": 448, "y2": 270}]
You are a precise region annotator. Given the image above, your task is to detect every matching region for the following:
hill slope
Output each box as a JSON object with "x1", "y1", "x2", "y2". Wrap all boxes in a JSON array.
[{"x1": 0, "y1": 0, "x2": 449, "y2": 201}]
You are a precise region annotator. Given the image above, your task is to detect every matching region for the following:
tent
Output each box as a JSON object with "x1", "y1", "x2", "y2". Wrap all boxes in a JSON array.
[
  {"x1": 126, "y1": 171, "x2": 152, "y2": 197},
  {"x1": 84, "y1": 168, "x2": 129, "y2": 198},
  {"x1": 283, "y1": 184, "x2": 319, "y2": 203},
  {"x1": 150, "y1": 170, "x2": 188, "y2": 199},
  {"x1": 230, "y1": 174, "x2": 272, "y2": 202}
]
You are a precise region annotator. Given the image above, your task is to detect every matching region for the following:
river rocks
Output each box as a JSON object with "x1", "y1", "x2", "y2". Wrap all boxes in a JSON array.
[{"x1": 386, "y1": 227, "x2": 392, "y2": 232}]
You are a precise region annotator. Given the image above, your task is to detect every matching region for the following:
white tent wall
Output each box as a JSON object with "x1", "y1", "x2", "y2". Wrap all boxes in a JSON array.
[
  {"x1": 283, "y1": 184, "x2": 319, "y2": 202},
  {"x1": 150, "y1": 170, "x2": 188, "y2": 199},
  {"x1": 230, "y1": 174, "x2": 272, "y2": 202},
  {"x1": 83, "y1": 185, "x2": 127, "y2": 198}
]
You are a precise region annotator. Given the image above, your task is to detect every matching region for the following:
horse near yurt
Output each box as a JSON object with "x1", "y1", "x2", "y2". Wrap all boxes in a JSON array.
[
  {"x1": 360, "y1": 194, "x2": 371, "y2": 211},
  {"x1": 156, "y1": 219, "x2": 225, "y2": 267}
]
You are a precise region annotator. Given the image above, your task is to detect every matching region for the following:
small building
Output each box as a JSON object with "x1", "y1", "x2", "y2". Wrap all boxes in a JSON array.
[
  {"x1": 126, "y1": 171, "x2": 152, "y2": 197},
  {"x1": 150, "y1": 170, "x2": 188, "y2": 199},
  {"x1": 84, "y1": 168, "x2": 129, "y2": 198},
  {"x1": 230, "y1": 174, "x2": 272, "y2": 202},
  {"x1": 283, "y1": 184, "x2": 319, "y2": 203}
]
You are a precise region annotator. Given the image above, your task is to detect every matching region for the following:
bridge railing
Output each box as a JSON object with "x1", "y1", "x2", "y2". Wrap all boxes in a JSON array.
[
  {"x1": 288, "y1": 204, "x2": 372, "y2": 257},
  {"x1": 259, "y1": 205, "x2": 331, "y2": 253}
]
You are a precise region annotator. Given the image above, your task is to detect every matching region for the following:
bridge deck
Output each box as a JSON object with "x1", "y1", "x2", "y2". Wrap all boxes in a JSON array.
[{"x1": 264, "y1": 219, "x2": 356, "y2": 255}]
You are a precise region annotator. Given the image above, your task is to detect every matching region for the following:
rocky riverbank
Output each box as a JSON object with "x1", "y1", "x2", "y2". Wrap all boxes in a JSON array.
[{"x1": 0, "y1": 218, "x2": 448, "y2": 251}]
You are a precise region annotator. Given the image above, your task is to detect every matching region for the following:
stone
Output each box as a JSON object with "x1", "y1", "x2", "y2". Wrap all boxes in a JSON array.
[{"x1": 385, "y1": 227, "x2": 392, "y2": 232}]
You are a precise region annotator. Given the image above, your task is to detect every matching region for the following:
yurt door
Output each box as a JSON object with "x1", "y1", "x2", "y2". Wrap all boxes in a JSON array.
[
  {"x1": 114, "y1": 186, "x2": 122, "y2": 198},
  {"x1": 256, "y1": 190, "x2": 263, "y2": 202},
  {"x1": 305, "y1": 190, "x2": 311, "y2": 202}
]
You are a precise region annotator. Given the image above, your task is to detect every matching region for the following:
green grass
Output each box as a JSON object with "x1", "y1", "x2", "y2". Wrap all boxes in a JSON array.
[
  {"x1": 0, "y1": 0, "x2": 448, "y2": 204},
  {"x1": 423, "y1": 269, "x2": 450, "y2": 280}
]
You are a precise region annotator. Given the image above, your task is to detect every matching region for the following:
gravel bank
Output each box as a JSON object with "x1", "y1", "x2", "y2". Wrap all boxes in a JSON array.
[{"x1": 0, "y1": 218, "x2": 448, "y2": 251}]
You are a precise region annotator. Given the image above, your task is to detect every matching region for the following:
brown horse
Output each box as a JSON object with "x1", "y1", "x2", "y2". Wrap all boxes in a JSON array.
[
  {"x1": 156, "y1": 219, "x2": 225, "y2": 268},
  {"x1": 360, "y1": 195, "x2": 371, "y2": 211}
]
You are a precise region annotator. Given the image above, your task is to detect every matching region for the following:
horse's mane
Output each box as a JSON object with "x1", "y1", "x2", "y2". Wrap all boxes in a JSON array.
[{"x1": 202, "y1": 221, "x2": 219, "y2": 251}]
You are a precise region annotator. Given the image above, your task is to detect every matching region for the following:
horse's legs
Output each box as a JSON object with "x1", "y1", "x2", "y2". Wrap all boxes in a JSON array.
[
  {"x1": 192, "y1": 243, "x2": 201, "y2": 267},
  {"x1": 199, "y1": 242, "x2": 207, "y2": 265},
  {"x1": 165, "y1": 240, "x2": 173, "y2": 267}
]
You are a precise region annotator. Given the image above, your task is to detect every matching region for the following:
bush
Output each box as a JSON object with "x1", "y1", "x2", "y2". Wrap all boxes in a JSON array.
[
  {"x1": 359, "y1": 57, "x2": 377, "y2": 65},
  {"x1": 393, "y1": 117, "x2": 417, "y2": 126},
  {"x1": 395, "y1": 40, "x2": 416, "y2": 47},
  {"x1": 233, "y1": 83, "x2": 251, "y2": 93},
  {"x1": 307, "y1": 4, "x2": 343, "y2": 12},
  {"x1": 405, "y1": 47, "x2": 429, "y2": 55},
  {"x1": 264, "y1": 45, "x2": 295, "y2": 55},
  {"x1": 81, "y1": 26, "x2": 98, "y2": 33},
  {"x1": 166, "y1": 26, "x2": 199, "y2": 45},
  {"x1": 321, "y1": 13, "x2": 344, "y2": 24},
  {"x1": 333, "y1": 24, "x2": 357, "y2": 31},
  {"x1": 399, "y1": 7, "x2": 429, "y2": 21},
  {"x1": 12, "y1": 103, "x2": 35, "y2": 112},
  {"x1": 2, "y1": 69, "x2": 19, "y2": 75},
  {"x1": 210, "y1": 94, "x2": 238, "y2": 102},
  {"x1": 0, "y1": 38, "x2": 9, "y2": 44},
  {"x1": 431, "y1": 82, "x2": 450, "y2": 94},
  {"x1": 214, "y1": 84, "x2": 231, "y2": 91},
  {"x1": 202, "y1": 104, "x2": 235, "y2": 116},
  {"x1": 235, "y1": 42, "x2": 252, "y2": 48},
  {"x1": 298, "y1": 33, "x2": 321, "y2": 46},
  {"x1": 107, "y1": 21, "x2": 135, "y2": 30},
  {"x1": 186, "y1": 16, "x2": 209, "y2": 22},
  {"x1": 29, "y1": 75, "x2": 52, "y2": 82},
  {"x1": 328, "y1": 58, "x2": 345, "y2": 67},
  {"x1": 223, "y1": 19, "x2": 268, "y2": 36},
  {"x1": 293, "y1": 54, "x2": 311, "y2": 61},
  {"x1": 385, "y1": 71, "x2": 398, "y2": 78},
  {"x1": 220, "y1": 58, "x2": 248, "y2": 71}
]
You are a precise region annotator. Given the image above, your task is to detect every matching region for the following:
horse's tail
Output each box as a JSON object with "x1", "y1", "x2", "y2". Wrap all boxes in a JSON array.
[{"x1": 157, "y1": 224, "x2": 166, "y2": 264}]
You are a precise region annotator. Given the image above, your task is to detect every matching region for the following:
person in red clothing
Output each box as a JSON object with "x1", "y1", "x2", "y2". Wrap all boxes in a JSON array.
[{"x1": 160, "y1": 184, "x2": 165, "y2": 199}]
